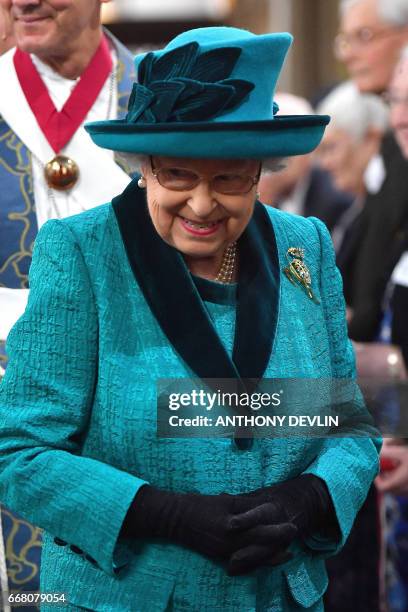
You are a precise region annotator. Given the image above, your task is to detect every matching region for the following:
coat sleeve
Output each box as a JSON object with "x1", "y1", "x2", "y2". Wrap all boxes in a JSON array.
[
  {"x1": 302, "y1": 217, "x2": 381, "y2": 555},
  {"x1": 0, "y1": 219, "x2": 148, "y2": 576}
]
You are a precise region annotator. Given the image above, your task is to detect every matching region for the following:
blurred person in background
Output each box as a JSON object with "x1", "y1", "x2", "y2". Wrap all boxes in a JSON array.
[
  {"x1": 0, "y1": 4, "x2": 14, "y2": 53},
  {"x1": 336, "y1": 0, "x2": 408, "y2": 94},
  {"x1": 258, "y1": 92, "x2": 353, "y2": 233},
  {"x1": 318, "y1": 73, "x2": 408, "y2": 612},
  {"x1": 0, "y1": 0, "x2": 135, "y2": 603},
  {"x1": 316, "y1": 81, "x2": 388, "y2": 259},
  {"x1": 0, "y1": 0, "x2": 135, "y2": 366},
  {"x1": 335, "y1": 0, "x2": 408, "y2": 343},
  {"x1": 373, "y1": 49, "x2": 408, "y2": 612},
  {"x1": 385, "y1": 46, "x2": 408, "y2": 375},
  {"x1": 317, "y1": 78, "x2": 406, "y2": 400}
]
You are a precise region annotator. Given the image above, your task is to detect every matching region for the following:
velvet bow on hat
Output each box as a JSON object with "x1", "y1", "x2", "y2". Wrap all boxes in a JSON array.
[{"x1": 85, "y1": 26, "x2": 330, "y2": 159}]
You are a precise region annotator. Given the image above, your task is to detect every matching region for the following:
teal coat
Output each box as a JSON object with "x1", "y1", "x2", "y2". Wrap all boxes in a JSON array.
[{"x1": 0, "y1": 180, "x2": 380, "y2": 611}]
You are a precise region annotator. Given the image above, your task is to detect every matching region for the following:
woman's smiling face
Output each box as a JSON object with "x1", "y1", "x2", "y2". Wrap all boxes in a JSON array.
[{"x1": 142, "y1": 156, "x2": 261, "y2": 268}]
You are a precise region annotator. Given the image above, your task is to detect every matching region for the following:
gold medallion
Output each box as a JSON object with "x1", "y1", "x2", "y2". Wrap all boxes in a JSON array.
[
  {"x1": 284, "y1": 247, "x2": 320, "y2": 304},
  {"x1": 44, "y1": 155, "x2": 79, "y2": 191}
]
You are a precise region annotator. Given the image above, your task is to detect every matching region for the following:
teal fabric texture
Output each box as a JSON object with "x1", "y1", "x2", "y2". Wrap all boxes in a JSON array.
[
  {"x1": 0, "y1": 191, "x2": 380, "y2": 611},
  {"x1": 85, "y1": 27, "x2": 330, "y2": 158}
]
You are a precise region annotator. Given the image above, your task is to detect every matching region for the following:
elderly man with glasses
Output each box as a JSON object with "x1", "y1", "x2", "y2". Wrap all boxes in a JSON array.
[{"x1": 335, "y1": 0, "x2": 408, "y2": 94}]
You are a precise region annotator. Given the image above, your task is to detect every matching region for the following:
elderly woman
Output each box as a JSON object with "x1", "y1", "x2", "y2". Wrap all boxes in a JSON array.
[
  {"x1": 0, "y1": 27, "x2": 379, "y2": 612},
  {"x1": 316, "y1": 80, "x2": 389, "y2": 251}
]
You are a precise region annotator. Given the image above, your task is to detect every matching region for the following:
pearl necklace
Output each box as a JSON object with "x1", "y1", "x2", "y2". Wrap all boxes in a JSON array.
[{"x1": 214, "y1": 242, "x2": 237, "y2": 284}]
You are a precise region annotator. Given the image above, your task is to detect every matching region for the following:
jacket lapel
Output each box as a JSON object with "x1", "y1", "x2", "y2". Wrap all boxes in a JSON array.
[
  {"x1": 234, "y1": 202, "x2": 280, "y2": 378},
  {"x1": 112, "y1": 180, "x2": 279, "y2": 381},
  {"x1": 112, "y1": 180, "x2": 239, "y2": 379}
]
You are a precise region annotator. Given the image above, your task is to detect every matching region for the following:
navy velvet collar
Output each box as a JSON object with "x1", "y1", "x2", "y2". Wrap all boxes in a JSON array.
[{"x1": 112, "y1": 178, "x2": 280, "y2": 382}]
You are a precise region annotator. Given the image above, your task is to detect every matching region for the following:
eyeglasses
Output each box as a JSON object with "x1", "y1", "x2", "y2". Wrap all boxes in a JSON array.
[
  {"x1": 383, "y1": 91, "x2": 408, "y2": 108},
  {"x1": 150, "y1": 157, "x2": 261, "y2": 195},
  {"x1": 334, "y1": 27, "x2": 399, "y2": 59}
]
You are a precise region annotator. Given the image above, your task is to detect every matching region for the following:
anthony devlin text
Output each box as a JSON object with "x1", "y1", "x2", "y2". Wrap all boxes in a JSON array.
[{"x1": 168, "y1": 415, "x2": 339, "y2": 427}]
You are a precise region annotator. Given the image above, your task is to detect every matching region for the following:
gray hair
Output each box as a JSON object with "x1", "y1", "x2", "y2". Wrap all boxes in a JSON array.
[
  {"x1": 340, "y1": 0, "x2": 408, "y2": 27},
  {"x1": 317, "y1": 80, "x2": 389, "y2": 140},
  {"x1": 116, "y1": 153, "x2": 149, "y2": 174},
  {"x1": 117, "y1": 152, "x2": 285, "y2": 175},
  {"x1": 274, "y1": 92, "x2": 314, "y2": 116}
]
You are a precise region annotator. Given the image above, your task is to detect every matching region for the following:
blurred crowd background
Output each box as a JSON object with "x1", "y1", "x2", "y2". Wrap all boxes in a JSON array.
[
  {"x1": 0, "y1": 0, "x2": 351, "y2": 95},
  {"x1": 100, "y1": 0, "x2": 344, "y2": 97}
]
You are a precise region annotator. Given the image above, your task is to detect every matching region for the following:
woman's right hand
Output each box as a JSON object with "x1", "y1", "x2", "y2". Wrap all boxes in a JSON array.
[
  {"x1": 171, "y1": 491, "x2": 296, "y2": 565},
  {"x1": 121, "y1": 486, "x2": 297, "y2": 572}
]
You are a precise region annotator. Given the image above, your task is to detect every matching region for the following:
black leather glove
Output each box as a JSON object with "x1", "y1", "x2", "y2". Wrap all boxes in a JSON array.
[
  {"x1": 227, "y1": 474, "x2": 339, "y2": 575},
  {"x1": 233, "y1": 475, "x2": 337, "y2": 536},
  {"x1": 121, "y1": 485, "x2": 297, "y2": 569}
]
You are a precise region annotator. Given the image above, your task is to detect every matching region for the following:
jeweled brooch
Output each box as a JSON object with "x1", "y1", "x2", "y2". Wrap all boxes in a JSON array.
[{"x1": 284, "y1": 247, "x2": 320, "y2": 304}]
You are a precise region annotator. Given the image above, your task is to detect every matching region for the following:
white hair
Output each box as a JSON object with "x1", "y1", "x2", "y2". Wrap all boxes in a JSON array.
[
  {"x1": 317, "y1": 80, "x2": 389, "y2": 140},
  {"x1": 117, "y1": 152, "x2": 285, "y2": 175},
  {"x1": 339, "y1": 0, "x2": 360, "y2": 16},
  {"x1": 340, "y1": 0, "x2": 408, "y2": 27},
  {"x1": 274, "y1": 92, "x2": 314, "y2": 116},
  {"x1": 116, "y1": 152, "x2": 149, "y2": 174}
]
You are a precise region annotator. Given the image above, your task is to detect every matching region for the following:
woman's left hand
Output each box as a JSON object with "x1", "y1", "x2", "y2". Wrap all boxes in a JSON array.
[
  {"x1": 227, "y1": 475, "x2": 338, "y2": 575},
  {"x1": 226, "y1": 519, "x2": 297, "y2": 575}
]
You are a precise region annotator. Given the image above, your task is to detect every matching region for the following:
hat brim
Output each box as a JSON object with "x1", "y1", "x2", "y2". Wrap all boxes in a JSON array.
[{"x1": 85, "y1": 114, "x2": 330, "y2": 158}]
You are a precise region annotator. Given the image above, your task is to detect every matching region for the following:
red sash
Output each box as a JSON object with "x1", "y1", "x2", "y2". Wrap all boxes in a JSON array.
[{"x1": 13, "y1": 35, "x2": 113, "y2": 153}]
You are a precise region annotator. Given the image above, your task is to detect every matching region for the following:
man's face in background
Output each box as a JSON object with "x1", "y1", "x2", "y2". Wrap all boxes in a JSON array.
[
  {"x1": 337, "y1": 0, "x2": 408, "y2": 93},
  {"x1": 0, "y1": 0, "x2": 106, "y2": 57}
]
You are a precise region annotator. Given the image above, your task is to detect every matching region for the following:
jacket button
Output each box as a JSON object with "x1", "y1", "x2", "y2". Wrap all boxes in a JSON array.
[
  {"x1": 69, "y1": 545, "x2": 83, "y2": 555},
  {"x1": 54, "y1": 537, "x2": 67, "y2": 546}
]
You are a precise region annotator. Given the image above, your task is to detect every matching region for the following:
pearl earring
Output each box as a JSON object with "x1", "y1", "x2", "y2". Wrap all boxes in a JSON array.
[{"x1": 138, "y1": 176, "x2": 147, "y2": 188}]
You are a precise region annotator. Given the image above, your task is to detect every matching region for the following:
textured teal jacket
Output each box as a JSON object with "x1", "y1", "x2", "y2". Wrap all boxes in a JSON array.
[{"x1": 0, "y1": 180, "x2": 380, "y2": 611}]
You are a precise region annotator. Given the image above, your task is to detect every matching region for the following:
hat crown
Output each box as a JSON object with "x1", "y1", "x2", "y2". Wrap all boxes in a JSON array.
[
  {"x1": 85, "y1": 26, "x2": 329, "y2": 160},
  {"x1": 165, "y1": 26, "x2": 260, "y2": 48},
  {"x1": 129, "y1": 27, "x2": 293, "y2": 125}
]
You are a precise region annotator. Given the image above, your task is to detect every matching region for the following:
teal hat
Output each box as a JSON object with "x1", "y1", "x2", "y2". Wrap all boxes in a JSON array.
[{"x1": 85, "y1": 26, "x2": 330, "y2": 159}]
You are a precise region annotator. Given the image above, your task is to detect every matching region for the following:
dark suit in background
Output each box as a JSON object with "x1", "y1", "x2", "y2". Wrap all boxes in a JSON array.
[
  {"x1": 338, "y1": 132, "x2": 408, "y2": 341},
  {"x1": 303, "y1": 166, "x2": 353, "y2": 231}
]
